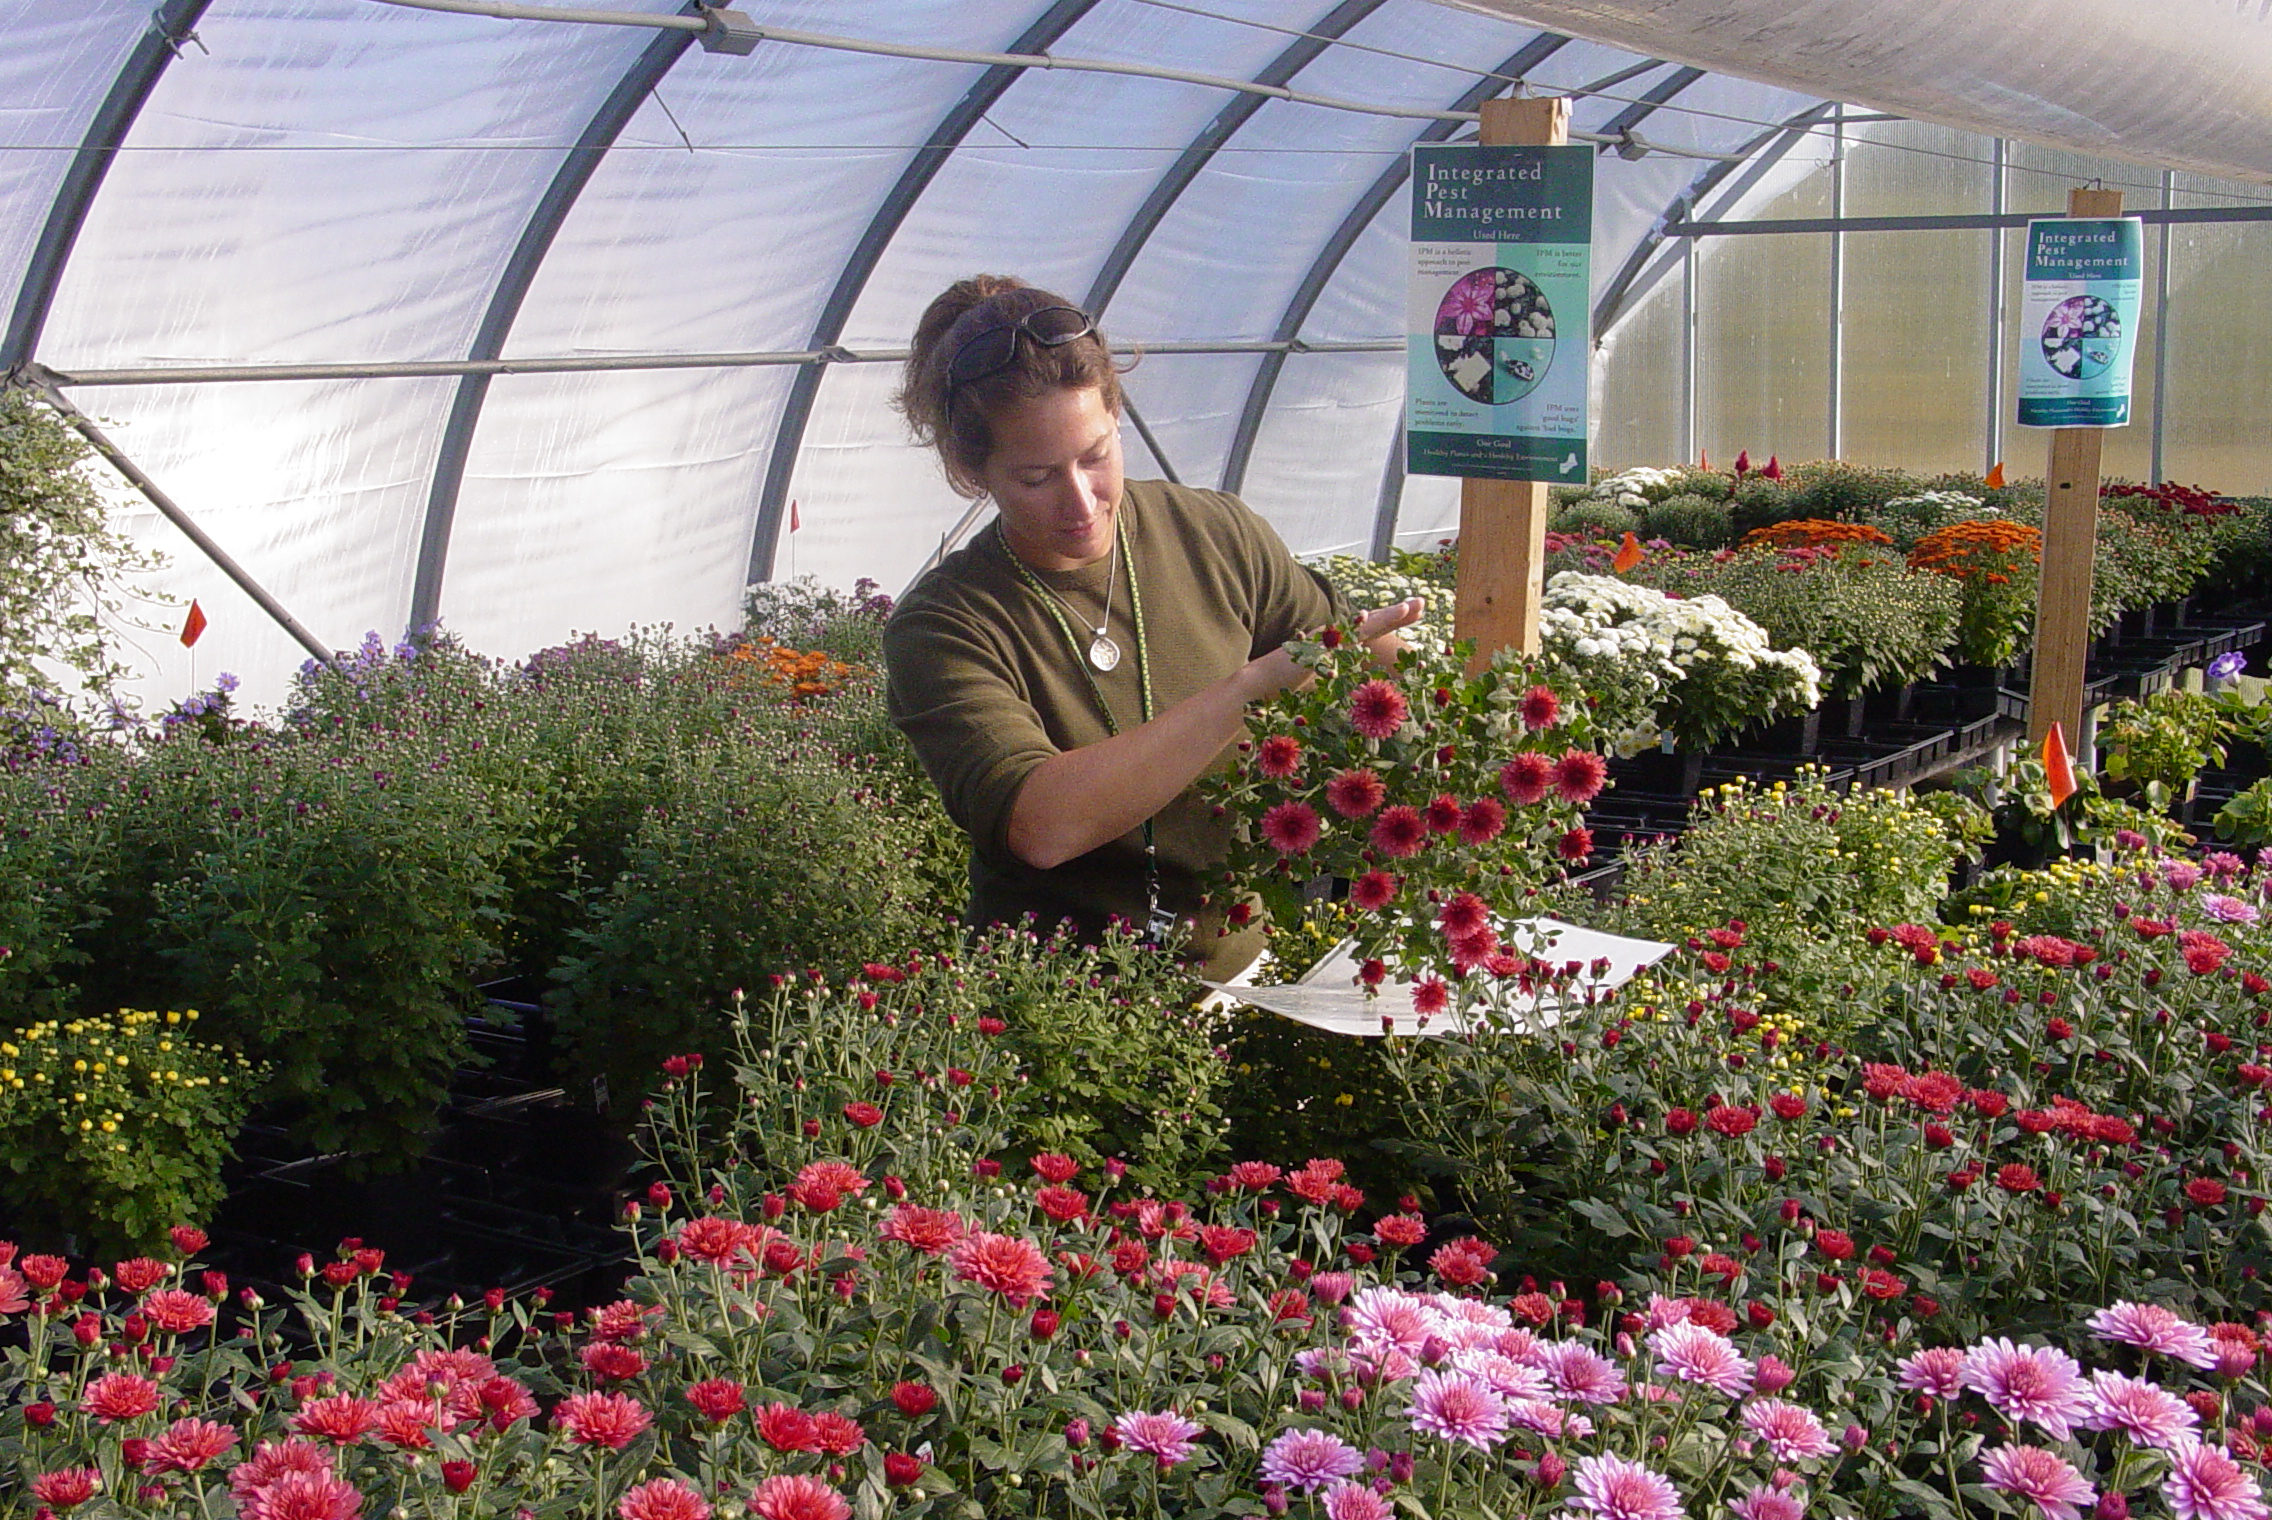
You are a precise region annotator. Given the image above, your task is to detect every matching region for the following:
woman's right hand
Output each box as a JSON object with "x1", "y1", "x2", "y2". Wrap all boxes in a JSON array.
[{"x1": 1239, "y1": 597, "x2": 1427, "y2": 703}]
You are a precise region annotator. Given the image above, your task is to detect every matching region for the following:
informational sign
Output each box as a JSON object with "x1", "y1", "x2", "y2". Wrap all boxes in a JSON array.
[
  {"x1": 1406, "y1": 144, "x2": 1593, "y2": 482},
  {"x1": 2017, "y1": 216, "x2": 2144, "y2": 428}
]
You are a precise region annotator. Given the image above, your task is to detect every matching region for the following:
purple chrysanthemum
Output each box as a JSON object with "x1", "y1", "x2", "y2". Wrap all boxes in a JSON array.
[
  {"x1": 1345, "y1": 1287, "x2": 1440, "y2": 1356},
  {"x1": 1323, "y1": 1483, "x2": 1394, "y2": 1520},
  {"x1": 1959, "y1": 1338, "x2": 2090, "y2": 1441},
  {"x1": 1112, "y1": 1410, "x2": 1204, "y2": 1467},
  {"x1": 2081, "y1": 1370, "x2": 2200, "y2": 1451},
  {"x1": 2164, "y1": 1440, "x2": 2270, "y2": 1520},
  {"x1": 1406, "y1": 1367, "x2": 1508, "y2": 1450},
  {"x1": 1649, "y1": 1321, "x2": 1755, "y2": 1398},
  {"x1": 1979, "y1": 1444, "x2": 2097, "y2": 1520},
  {"x1": 2089, "y1": 1303, "x2": 2220, "y2": 1369},
  {"x1": 1740, "y1": 1399, "x2": 1836, "y2": 1462},
  {"x1": 1897, "y1": 1347, "x2": 1965, "y2": 1398},
  {"x1": 1258, "y1": 1428, "x2": 1364, "y2": 1493},
  {"x1": 1570, "y1": 1453, "x2": 1686, "y2": 1520},
  {"x1": 1536, "y1": 1339, "x2": 1628, "y2": 1404}
]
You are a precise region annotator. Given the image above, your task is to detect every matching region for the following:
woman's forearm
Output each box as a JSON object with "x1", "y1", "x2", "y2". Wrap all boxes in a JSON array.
[{"x1": 1004, "y1": 658, "x2": 1273, "y2": 870}]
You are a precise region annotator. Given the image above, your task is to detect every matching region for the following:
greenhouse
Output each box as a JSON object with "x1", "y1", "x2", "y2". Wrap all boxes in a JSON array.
[{"x1": 5, "y1": 1, "x2": 2272, "y2": 1517}]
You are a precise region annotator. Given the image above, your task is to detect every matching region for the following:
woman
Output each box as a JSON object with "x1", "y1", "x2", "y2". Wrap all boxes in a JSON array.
[{"x1": 882, "y1": 275, "x2": 1420, "y2": 980}]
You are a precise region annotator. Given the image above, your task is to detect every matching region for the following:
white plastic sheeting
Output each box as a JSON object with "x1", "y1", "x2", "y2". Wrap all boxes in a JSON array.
[{"x1": 0, "y1": 0, "x2": 2222, "y2": 705}]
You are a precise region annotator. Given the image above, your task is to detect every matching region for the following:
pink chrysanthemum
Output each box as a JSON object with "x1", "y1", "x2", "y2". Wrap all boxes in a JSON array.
[
  {"x1": 1571, "y1": 1453, "x2": 1687, "y2": 1520},
  {"x1": 880, "y1": 1205, "x2": 966, "y2": 1256},
  {"x1": 1649, "y1": 1321, "x2": 1755, "y2": 1398},
  {"x1": 1345, "y1": 1286, "x2": 1440, "y2": 1355},
  {"x1": 1323, "y1": 1483, "x2": 1395, "y2": 1520},
  {"x1": 1896, "y1": 1347, "x2": 1965, "y2": 1398},
  {"x1": 229, "y1": 1441, "x2": 334, "y2": 1500},
  {"x1": 1325, "y1": 767, "x2": 1387, "y2": 818},
  {"x1": 81, "y1": 1372, "x2": 161, "y2": 1422},
  {"x1": 1959, "y1": 1339, "x2": 2089, "y2": 1441},
  {"x1": 2089, "y1": 1302, "x2": 2220, "y2": 1369},
  {"x1": 1979, "y1": 1445, "x2": 2096, "y2": 1520},
  {"x1": 1730, "y1": 1488, "x2": 1805, "y2": 1520},
  {"x1": 1454, "y1": 1350, "x2": 1553, "y2": 1402},
  {"x1": 554, "y1": 1392, "x2": 653, "y2": 1450},
  {"x1": 1535, "y1": 1339, "x2": 1628, "y2": 1404},
  {"x1": 239, "y1": 1471, "x2": 365, "y2": 1520},
  {"x1": 1553, "y1": 749, "x2": 1608, "y2": 805},
  {"x1": 746, "y1": 1474, "x2": 850, "y2": 1520},
  {"x1": 1350, "y1": 870, "x2": 1398, "y2": 912},
  {"x1": 619, "y1": 1478, "x2": 712, "y2": 1520},
  {"x1": 1501, "y1": 752, "x2": 1553, "y2": 806},
  {"x1": 948, "y1": 1231, "x2": 1053, "y2": 1304},
  {"x1": 1258, "y1": 1428, "x2": 1365, "y2": 1491},
  {"x1": 1256, "y1": 734, "x2": 1303, "y2": 779},
  {"x1": 2081, "y1": 1370, "x2": 2199, "y2": 1451},
  {"x1": 2203, "y1": 894, "x2": 2260, "y2": 924},
  {"x1": 1260, "y1": 800, "x2": 1323, "y2": 855},
  {"x1": 1371, "y1": 805, "x2": 1428, "y2": 858},
  {"x1": 2164, "y1": 1439, "x2": 2270, "y2": 1520},
  {"x1": 146, "y1": 1417, "x2": 240, "y2": 1474},
  {"x1": 29, "y1": 1469, "x2": 100, "y2": 1509},
  {"x1": 1349, "y1": 681, "x2": 1410, "y2": 739},
  {"x1": 141, "y1": 1287, "x2": 217, "y2": 1334},
  {"x1": 1740, "y1": 1399, "x2": 1835, "y2": 1461},
  {"x1": 1113, "y1": 1409, "x2": 1204, "y2": 1466},
  {"x1": 1406, "y1": 1367, "x2": 1509, "y2": 1449},
  {"x1": 1520, "y1": 685, "x2": 1562, "y2": 730}
]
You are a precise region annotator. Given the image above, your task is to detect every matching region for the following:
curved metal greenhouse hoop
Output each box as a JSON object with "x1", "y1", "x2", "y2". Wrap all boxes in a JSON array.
[{"x1": 741, "y1": 0, "x2": 1106, "y2": 589}]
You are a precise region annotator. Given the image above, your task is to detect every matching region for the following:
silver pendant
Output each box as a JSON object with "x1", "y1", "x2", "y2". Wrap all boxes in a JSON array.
[{"x1": 1087, "y1": 634, "x2": 1121, "y2": 672}]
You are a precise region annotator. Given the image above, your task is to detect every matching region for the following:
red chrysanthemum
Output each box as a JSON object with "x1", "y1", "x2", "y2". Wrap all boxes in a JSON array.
[
  {"x1": 1348, "y1": 681, "x2": 1410, "y2": 739},
  {"x1": 756, "y1": 1403, "x2": 820, "y2": 1453},
  {"x1": 1031, "y1": 1152, "x2": 1078, "y2": 1184},
  {"x1": 618, "y1": 1478, "x2": 711, "y2": 1520},
  {"x1": 2186, "y1": 1178, "x2": 2230, "y2": 1208},
  {"x1": 81, "y1": 1372, "x2": 161, "y2": 1422},
  {"x1": 1705, "y1": 1104, "x2": 1757, "y2": 1139},
  {"x1": 1370, "y1": 805, "x2": 1428, "y2": 858},
  {"x1": 1995, "y1": 1164, "x2": 2042, "y2": 1195},
  {"x1": 555, "y1": 1392, "x2": 653, "y2": 1449},
  {"x1": 1500, "y1": 752, "x2": 1553, "y2": 806},
  {"x1": 1439, "y1": 892, "x2": 1490, "y2": 939},
  {"x1": 842, "y1": 1101, "x2": 883, "y2": 1128},
  {"x1": 1412, "y1": 977, "x2": 1450, "y2": 1017},
  {"x1": 948, "y1": 1232, "x2": 1054, "y2": 1304},
  {"x1": 1424, "y1": 794, "x2": 1464, "y2": 834},
  {"x1": 1260, "y1": 800, "x2": 1324, "y2": 855},
  {"x1": 880, "y1": 1205, "x2": 966, "y2": 1256},
  {"x1": 1256, "y1": 734, "x2": 1303, "y2": 779},
  {"x1": 685, "y1": 1380, "x2": 746, "y2": 1424},
  {"x1": 746, "y1": 1474, "x2": 850, "y2": 1520},
  {"x1": 1458, "y1": 797, "x2": 1506, "y2": 845},
  {"x1": 112, "y1": 1258, "x2": 169, "y2": 1293},
  {"x1": 1552, "y1": 749, "x2": 1608, "y2": 805},
  {"x1": 146, "y1": 1418, "x2": 240, "y2": 1474},
  {"x1": 1325, "y1": 767, "x2": 1387, "y2": 818},
  {"x1": 1349, "y1": 870, "x2": 1398, "y2": 912},
  {"x1": 141, "y1": 1287, "x2": 216, "y2": 1335},
  {"x1": 1035, "y1": 1185, "x2": 1089, "y2": 1223},
  {"x1": 1558, "y1": 827, "x2": 1594, "y2": 863},
  {"x1": 891, "y1": 1382, "x2": 937, "y2": 1417},
  {"x1": 292, "y1": 1396, "x2": 384, "y2": 1446},
  {"x1": 1519, "y1": 686, "x2": 1562, "y2": 730}
]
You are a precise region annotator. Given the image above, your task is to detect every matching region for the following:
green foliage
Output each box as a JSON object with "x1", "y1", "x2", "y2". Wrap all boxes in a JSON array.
[
  {"x1": 741, "y1": 574, "x2": 896, "y2": 666},
  {"x1": 0, "y1": 1007, "x2": 261, "y2": 1253},
  {"x1": 0, "y1": 391, "x2": 168, "y2": 715},
  {"x1": 2098, "y1": 689, "x2": 2237, "y2": 813},
  {"x1": 1639, "y1": 491, "x2": 1735, "y2": 549},
  {"x1": 2217, "y1": 778, "x2": 2272, "y2": 847},
  {"x1": 1780, "y1": 459, "x2": 1916, "y2": 522},
  {"x1": 1594, "y1": 769, "x2": 1960, "y2": 1014},
  {"x1": 1549, "y1": 497, "x2": 1640, "y2": 540}
]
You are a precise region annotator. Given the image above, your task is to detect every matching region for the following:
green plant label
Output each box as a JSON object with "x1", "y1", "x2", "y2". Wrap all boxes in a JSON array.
[
  {"x1": 2017, "y1": 216, "x2": 2144, "y2": 428},
  {"x1": 1406, "y1": 144, "x2": 1593, "y2": 482}
]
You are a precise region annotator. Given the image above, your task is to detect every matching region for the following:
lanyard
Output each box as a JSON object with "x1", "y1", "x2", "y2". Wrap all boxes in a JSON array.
[{"x1": 999, "y1": 514, "x2": 1175, "y2": 945}]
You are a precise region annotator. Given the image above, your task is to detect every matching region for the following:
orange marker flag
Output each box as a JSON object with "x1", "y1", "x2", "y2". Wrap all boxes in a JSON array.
[
  {"x1": 179, "y1": 600, "x2": 208, "y2": 648},
  {"x1": 1611, "y1": 531, "x2": 1645, "y2": 574},
  {"x1": 1986, "y1": 462, "x2": 2006, "y2": 489},
  {"x1": 789, "y1": 499, "x2": 801, "y2": 533},
  {"x1": 2042, "y1": 720, "x2": 2078, "y2": 808}
]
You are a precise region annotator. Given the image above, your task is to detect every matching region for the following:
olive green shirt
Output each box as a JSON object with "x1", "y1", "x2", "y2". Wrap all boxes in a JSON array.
[{"x1": 883, "y1": 479, "x2": 1342, "y2": 980}]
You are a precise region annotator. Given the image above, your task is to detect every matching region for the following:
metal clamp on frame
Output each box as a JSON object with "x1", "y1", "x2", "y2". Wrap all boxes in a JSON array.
[{"x1": 695, "y1": 3, "x2": 759, "y2": 55}]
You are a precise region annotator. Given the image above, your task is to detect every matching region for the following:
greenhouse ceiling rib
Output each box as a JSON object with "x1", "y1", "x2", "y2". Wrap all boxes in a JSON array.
[
  {"x1": 1080, "y1": 0, "x2": 1390, "y2": 321},
  {"x1": 1590, "y1": 100, "x2": 1837, "y2": 341},
  {"x1": 1443, "y1": 0, "x2": 2272, "y2": 184},
  {"x1": 2, "y1": 0, "x2": 212, "y2": 373},
  {"x1": 409, "y1": 7, "x2": 702, "y2": 633},
  {"x1": 742, "y1": 0, "x2": 1103, "y2": 589}
]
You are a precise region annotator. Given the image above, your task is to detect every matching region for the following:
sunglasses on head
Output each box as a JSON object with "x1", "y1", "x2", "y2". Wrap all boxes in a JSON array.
[{"x1": 946, "y1": 305, "x2": 1096, "y2": 387}]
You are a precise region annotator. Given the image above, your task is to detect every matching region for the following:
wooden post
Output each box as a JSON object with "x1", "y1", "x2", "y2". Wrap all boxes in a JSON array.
[
  {"x1": 1453, "y1": 96, "x2": 1569, "y2": 667},
  {"x1": 2026, "y1": 185, "x2": 2124, "y2": 745}
]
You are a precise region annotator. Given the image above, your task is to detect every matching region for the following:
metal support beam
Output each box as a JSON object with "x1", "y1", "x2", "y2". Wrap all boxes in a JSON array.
[
  {"x1": 1680, "y1": 237, "x2": 1697, "y2": 463},
  {"x1": 1216, "y1": 32, "x2": 1575, "y2": 496},
  {"x1": 4, "y1": 1, "x2": 214, "y2": 372},
  {"x1": 1590, "y1": 102, "x2": 1839, "y2": 343},
  {"x1": 1984, "y1": 138, "x2": 2007, "y2": 474},
  {"x1": 745, "y1": 0, "x2": 1104, "y2": 588},
  {"x1": 1827, "y1": 104, "x2": 1845, "y2": 460},
  {"x1": 1368, "y1": 405, "x2": 1406, "y2": 561},
  {"x1": 1122, "y1": 393, "x2": 1182, "y2": 485},
  {"x1": 409, "y1": 8, "x2": 702, "y2": 634},
  {"x1": 1669, "y1": 205, "x2": 2272, "y2": 236},
  {"x1": 2152, "y1": 168, "x2": 2174, "y2": 483},
  {"x1": 1082, "y1": 0, "x2": 1389, "y2": 319},
  {"x1": 20, "y1": 372, "x2": 335, "y2": 666}
]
